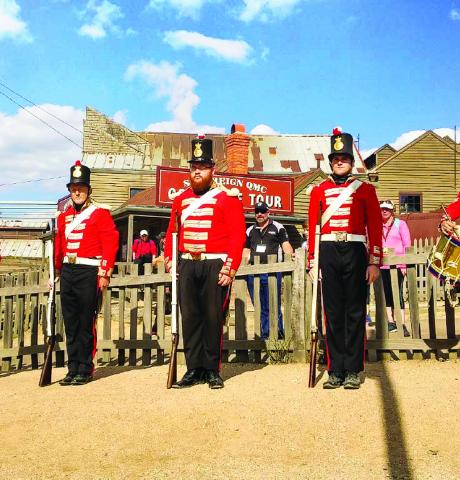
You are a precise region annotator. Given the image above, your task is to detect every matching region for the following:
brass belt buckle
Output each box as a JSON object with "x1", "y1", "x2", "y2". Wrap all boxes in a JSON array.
[
  {"x1": 336, "y1": 232, "x2": 347, "y2": 242},
  {"x1": 68, "y1": 254, "x2": 77, "y2": 264},
  {"x1": 190, "y1": 253, "x2": 202, "y2": 261}
]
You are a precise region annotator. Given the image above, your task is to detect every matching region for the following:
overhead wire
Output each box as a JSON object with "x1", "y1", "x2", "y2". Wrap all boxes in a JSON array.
[
  {"x1": 0, "y1": 80, "x2": 151, "y2": 187},
  {"x1": 0, "y1": 79, "x2": 83, "y2": 134}
]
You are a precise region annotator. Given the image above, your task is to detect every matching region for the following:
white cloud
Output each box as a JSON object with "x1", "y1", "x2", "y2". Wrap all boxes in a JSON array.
[
  {"x1": 163, "y1": 30, "x2": 253, "y2": 63},
  {"x1": 250, "y1": 124, "x2": 280, "y2": 135},
  {"x1": 0, "y1": 0, "x2": 32, "y2": 42},
  {"x1": 360, "y1": 147, "x2": 377, "y2": 159},
  {"x1": 450, "y1": 8, "x2": 460, "y2": 20},
  {"x1": 78, "y1": 0, "x2": 132, "y2": 39},
  {"x1": 363, "y1": 128, "x2": 459, "y2": 161},
  {"x1": 238, "y1": 0, "x2": 303, "y2": 22},
  {"x1": 125, "y1": 60, "x2": 224, "y2": 134},
  {"x1": 111, "y1": 109, "x2": 128, "y2": 125},
  {"x1": 0, "y1": 105, "x2": 83, "y2": 199},
  {"x1": 147, "y1": 0, "x2": 216, "y2": 19}
]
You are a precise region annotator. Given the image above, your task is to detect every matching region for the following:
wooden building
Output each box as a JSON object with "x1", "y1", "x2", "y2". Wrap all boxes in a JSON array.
[
  {"x1": 81, "y1": 107, "x2": 367, "y2": 259},
  {"x1": 367, "y1": 130, "x2": 459, "y2": 213}
]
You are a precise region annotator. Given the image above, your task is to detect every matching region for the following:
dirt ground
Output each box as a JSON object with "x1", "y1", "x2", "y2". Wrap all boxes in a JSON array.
[{"x1": 0, "y1": 361, "x2": 459, "y2": 480}]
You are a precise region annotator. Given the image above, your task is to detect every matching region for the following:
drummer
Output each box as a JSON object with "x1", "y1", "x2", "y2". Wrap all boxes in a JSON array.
[{"x1": 440, "y1": 193, "x2": 460, "y2": 236}]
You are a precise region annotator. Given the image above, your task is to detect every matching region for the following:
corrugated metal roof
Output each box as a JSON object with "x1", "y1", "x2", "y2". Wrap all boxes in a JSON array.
[
  {"x1": 0, "y1": 219, "x2": 49, "y2": 229},
  {"x1": 82, "y1": 109, "x2": 365, "y2": 174},
  {"x1": 84, "y1": 134, "x2": 363, "y2": 173},
  {"x1": 0, "y1": 239, "x2": 43, "y2": 258}
]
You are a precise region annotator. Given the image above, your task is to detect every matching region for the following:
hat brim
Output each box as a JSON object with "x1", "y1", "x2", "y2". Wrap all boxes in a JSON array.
[
  {"x1": 188, "y1": 159, "x2": 215, "y2": 165},
  {"x1": 67, "y1": 180, "x2": 91, "y2": 188},
  {"x1": 328, "y1": 153, "x2": 354, "y2": 161}
]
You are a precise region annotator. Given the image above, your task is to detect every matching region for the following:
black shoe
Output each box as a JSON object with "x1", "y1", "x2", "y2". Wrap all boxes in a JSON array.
[
  {"x1": 59, "y1": 373, "x2": 77, "y2": 386},
  {"x1": 402, "y1": 325, "x2": 410, "y2": 337},
  {"x1": 343, "y1": 372, "x2": 361, "y2": 390},
  {"x1": 323, "y1": 373, "x2": 344, "y2": 389},
  {"x1": 206, "y1": 370, "x2": 224, "y2": 389},
  {"x1": 71, "y1": 374, "x2": 93, "y2": 385},
  {"x1": 388, "y1": 322, "x2": 398, "y2": 333},
  {"x1": 172, "y1": 368, "x2": 206, "y2": 389}
]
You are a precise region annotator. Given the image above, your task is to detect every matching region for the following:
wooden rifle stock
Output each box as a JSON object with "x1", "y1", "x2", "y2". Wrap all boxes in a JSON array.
[
  {"x1": 308, "y1": 201, "x2": 322, "y2": 388},
  {"x1": 167, "y1": 333, "x2": 178, "y2": 389},
  {"x1": 39, "y1": 219, "x2": 56, "y2": 387},
  {"x1": 166, "y1": 232, "x2": 179, "y2": 389}
]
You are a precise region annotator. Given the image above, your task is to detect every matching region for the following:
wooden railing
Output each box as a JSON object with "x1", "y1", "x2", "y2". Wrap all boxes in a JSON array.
[{"x1": 0, "y1": 245, "x2": 458, "y2": 373}]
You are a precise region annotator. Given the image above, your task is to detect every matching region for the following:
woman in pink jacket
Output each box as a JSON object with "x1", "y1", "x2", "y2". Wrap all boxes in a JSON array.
[{"x1": 380, "y1": 200, "x2": 412, "y2": 336}]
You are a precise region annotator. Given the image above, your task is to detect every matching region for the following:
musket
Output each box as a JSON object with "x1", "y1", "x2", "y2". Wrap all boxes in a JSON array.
[
  {"x1": 39, "y1": 219, "x2": 56, "y2": 387},
  {"x1": 166, "y1": 232, "x2": 179, "y2": 389},
  {"x1": 308, "y1": 202, "x2": 322, "y2": 388}
]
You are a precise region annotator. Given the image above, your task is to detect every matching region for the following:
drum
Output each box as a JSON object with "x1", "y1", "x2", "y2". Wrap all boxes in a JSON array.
[{"x1": 427, "y1": 234, "x2": 460, "y2": 285}]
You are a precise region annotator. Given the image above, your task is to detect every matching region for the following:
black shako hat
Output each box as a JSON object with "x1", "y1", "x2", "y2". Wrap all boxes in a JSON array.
[
  {"x1": 328, "y1": 127, "x2": 355, "y2": 162},
  {"x1": 67, "y1": 160, "x2": 91, "y2": 188},
  {"x1": 189, "y1": 135, "x2": 215, "y2": 165}
]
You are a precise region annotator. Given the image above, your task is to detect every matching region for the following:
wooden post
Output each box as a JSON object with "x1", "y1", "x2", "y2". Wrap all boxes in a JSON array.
[
  {"x1": 268, "y1": 254, "x2": 278, "y2": 344},
  {"x1": 406, "y1": 259, "x2": 421, "y2": 359},
  {"x1": 1, "y1": 276, "x2": 13, "y2": 372},
  {"x1": 102, "y1": 287, "x2": 112, "y2": 364},
  {"x1": 234, "y1": 262, "x2": 249, "y2": 362},
  {"x1": 127, "y1": 214, "x2": 134, "y2": 263},
  {"x1": 142, "y1": 264, "x2": 152, "y2": 366},
  {"x1": 129, "y1": 263, "x2": 138, "y2": 366},
  {"x1": 117, "y1": 265, "x2": 126, "y2": 366}
]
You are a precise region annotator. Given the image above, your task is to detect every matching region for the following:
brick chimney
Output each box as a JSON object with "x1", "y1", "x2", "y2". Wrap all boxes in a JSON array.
[{"x1": 225, "y1": 123, "x2": 250, "y2": 174}]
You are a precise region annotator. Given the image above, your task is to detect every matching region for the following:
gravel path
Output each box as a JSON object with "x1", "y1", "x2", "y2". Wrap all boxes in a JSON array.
[{"x1": 1, "y1": 361, "x2": 459, "y2": 480}]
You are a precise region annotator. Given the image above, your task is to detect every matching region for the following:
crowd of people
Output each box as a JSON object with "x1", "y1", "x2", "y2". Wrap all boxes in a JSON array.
[{"x1": 50, "y1": 130, "x2": 459, "y2": 390}]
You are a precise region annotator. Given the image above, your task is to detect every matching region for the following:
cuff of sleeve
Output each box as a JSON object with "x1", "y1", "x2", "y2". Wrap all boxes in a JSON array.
[{"x1": 98, "y1": 267, "x2": 113, "y2": 277}]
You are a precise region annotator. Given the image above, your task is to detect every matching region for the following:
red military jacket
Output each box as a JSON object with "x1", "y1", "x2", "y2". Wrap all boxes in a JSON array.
[
  {"x1": 164, "y1": 184, "x2": 246, "y2": 276},
  {"x1": 55, "y1": 200, "x2": 119, "y2": 277},
  {"x1": 446, "y1": 193, "x2": 460, "y2": 221},
  {"x1": 308, "y1": 177, "x2": 383, "y2": 267}
]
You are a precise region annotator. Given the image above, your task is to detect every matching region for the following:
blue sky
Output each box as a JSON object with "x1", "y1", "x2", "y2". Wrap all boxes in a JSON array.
[{"x1": 0, "y1": 0, "x2": 459, "y2": 203}]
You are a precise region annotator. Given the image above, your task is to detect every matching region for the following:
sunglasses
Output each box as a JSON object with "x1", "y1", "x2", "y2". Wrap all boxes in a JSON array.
[{"x1": 255, "y1": 208, "x2": 268, "y2": 214}]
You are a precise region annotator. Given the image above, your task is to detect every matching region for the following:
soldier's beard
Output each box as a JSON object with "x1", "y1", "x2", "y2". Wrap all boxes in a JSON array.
[{"x1": 190, "y1": 176, "x2": 212, "y2": 195}]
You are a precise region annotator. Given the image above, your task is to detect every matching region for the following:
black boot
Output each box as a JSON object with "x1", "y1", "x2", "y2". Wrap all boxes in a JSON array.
[
  {"x1": 172, "y1": 368, "x2": 206, "y2": 389},
  {"x1": 59, "y1": 373, "x2": 77, "y2": 386},
  {"x1": 71, "y1": 374, "x2": 93, "y2": 385},
  {"x1": 206, "y1": 370, "x2": 224, "y2": 389},
  {"x1": 343, "y1": 372, "x2": 361, "y2": 390},
  {"x1": 323, "y1": 372, "x2": 344, "y2": 389}
]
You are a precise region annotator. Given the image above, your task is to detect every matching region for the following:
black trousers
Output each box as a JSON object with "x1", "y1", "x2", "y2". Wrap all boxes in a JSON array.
[
  {"x1": 320, "y1": 242, "x2": 368, "y2": 374},
  {"x1": 134, "y1": 254, "x2": 152, "y2": 275},
  {"x1": 60, "y1": 264, "x2": 99, "y2": 375},
  {"x1": 381, "y1": 268, "x2": 405, "y2": 309},
  {"x1": 179, "y1": 259, "x2": 229, "y2": 371}
]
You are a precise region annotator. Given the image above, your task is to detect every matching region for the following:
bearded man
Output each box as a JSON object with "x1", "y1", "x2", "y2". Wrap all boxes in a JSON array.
[{"x1": 164, "y1": 136, "x2": 246, "y2": 389}]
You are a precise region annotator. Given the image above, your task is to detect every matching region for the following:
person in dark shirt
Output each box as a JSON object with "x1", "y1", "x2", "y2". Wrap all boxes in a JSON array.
[{"x1": 243, "y1": 201, "x2": 293, "y2": 339}]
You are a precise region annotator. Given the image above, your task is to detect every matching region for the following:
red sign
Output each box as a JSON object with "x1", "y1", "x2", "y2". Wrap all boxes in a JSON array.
[{"x1": 156, "y1": 166, "x2": 294, "y2": 214}]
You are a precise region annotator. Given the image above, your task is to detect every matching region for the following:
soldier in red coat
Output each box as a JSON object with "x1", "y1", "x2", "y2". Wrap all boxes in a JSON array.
[
  {"x1": 308, "y1": 128, "x2": 382, "y2": 390},
  {"x1": 54, "y1": 161, "x2": 119, "y2": 385},
  {"x1": 164, "y1": 136, "x2": 246, "y2": 389},
  {"x1": 440, "y1": 193, "x2": 460, "y2": 236}
]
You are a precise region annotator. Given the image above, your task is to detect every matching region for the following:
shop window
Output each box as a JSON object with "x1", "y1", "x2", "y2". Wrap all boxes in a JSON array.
[
  {"x1": 129, "y1": 188, "x2": 145, "y2": 198},
  {"x1": 399, "y1": 193, "x2": 422, "y2": 213}
]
